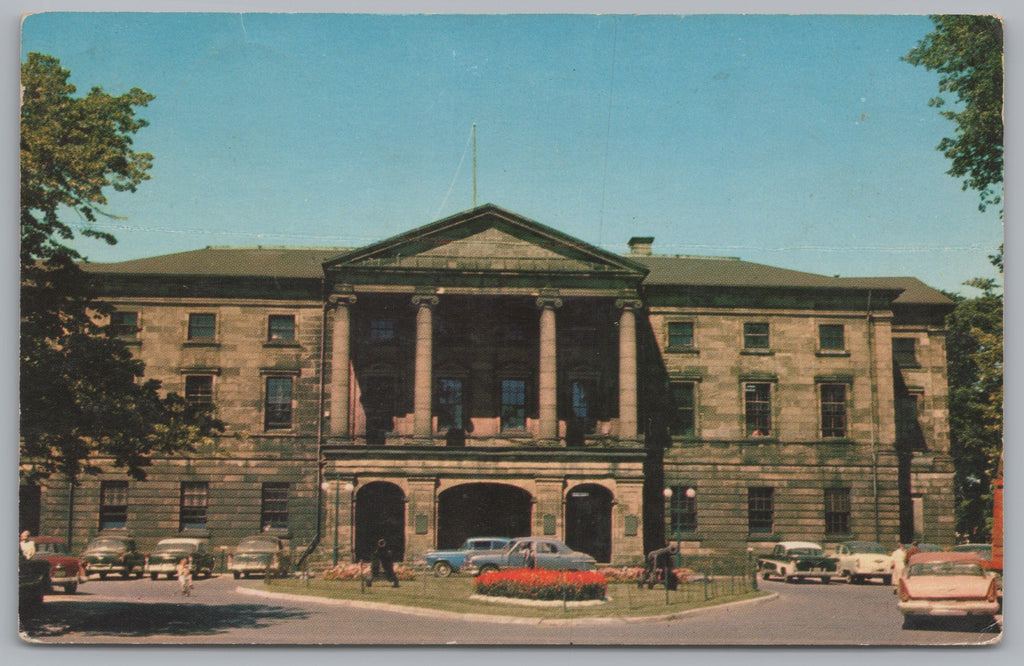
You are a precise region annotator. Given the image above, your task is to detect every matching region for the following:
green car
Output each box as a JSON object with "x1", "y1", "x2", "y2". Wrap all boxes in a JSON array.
[
  {"x1": 144, "y1": 538, "x2": 216, "y2": 580},
  {"x1": 228, "y1": 536, "x2": 292, "y2": 579},
  {"x1": 80, "y1": 536, "x2": 146, "y2": 579}
]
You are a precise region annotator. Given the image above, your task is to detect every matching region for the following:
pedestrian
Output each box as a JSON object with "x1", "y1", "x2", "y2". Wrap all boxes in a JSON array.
[
  {"x1": 518, "y1": 541, "x2": 536, "y2": 569},
  {"x1": 890, "y1": 540, "x2": 907, "y2": 584},
  {"x1": 368, "y1": 538, "x2": 399, "y2": 588},
  {"x1": 176, "y1": 557, "x2": 193, "y2": 596},
  {"x1": 19, "y1": 531, "x2": 36, "y2": 561},
  {"x1": 906, "y1": 540, "x2": 921, "y2": 561},
  {"x1": 639, "y1": 544, "x2": 678, "y2": 590}
]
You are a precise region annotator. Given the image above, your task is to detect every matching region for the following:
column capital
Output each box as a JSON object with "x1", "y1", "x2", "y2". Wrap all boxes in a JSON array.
[
  {"x1": 615, "y1": 297, "x2": 644, "y2": 311},
  {"x1": 412, "y1": 294, "x2": 440, "y2": 309},
  {"x1": 536, "y1": 296, "x2": 563, "y2": 310},
  {"x1": 327, "y1": 293, "x2": 357, "y2": 309}
]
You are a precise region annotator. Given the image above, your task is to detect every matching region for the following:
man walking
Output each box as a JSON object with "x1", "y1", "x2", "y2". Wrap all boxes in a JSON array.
[{"x1": 368, "y1": 538, "x2": 399, "y2": 588}]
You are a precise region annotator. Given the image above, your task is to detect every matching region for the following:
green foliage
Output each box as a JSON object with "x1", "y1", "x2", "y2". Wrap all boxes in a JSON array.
[
  {"x1": 945, "y1": 275, "x2": 1002, "y2": 542},
  {"x1": 904, "y1": 15, "x2": 1004, "y2": 212},
  {"x1": 20, "y1": 53, "x2": 222, "y2": 484}
]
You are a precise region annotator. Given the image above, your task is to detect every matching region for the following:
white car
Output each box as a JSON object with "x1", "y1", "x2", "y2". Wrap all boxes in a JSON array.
[{"x1": 835, "y1": 541, "x2": 894, "y2": 584}]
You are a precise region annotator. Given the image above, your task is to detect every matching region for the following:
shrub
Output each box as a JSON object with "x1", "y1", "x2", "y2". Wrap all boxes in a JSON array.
[
  {"x1": 321, "y1": 563, "x2": 416, "y2": 581},
  {"x1": 474, "y1": 568, "x2": 607, "y2": 601}
]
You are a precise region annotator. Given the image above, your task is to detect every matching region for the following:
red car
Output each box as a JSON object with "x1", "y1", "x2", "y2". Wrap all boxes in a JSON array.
[{"x1": 30, "y1": 537, "x2": 88, "y2": 594}]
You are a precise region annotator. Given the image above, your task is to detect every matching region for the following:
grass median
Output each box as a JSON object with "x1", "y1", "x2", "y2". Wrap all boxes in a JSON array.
[{"x1": 261, "y1": 575, "x2": 767, "y2": 620}]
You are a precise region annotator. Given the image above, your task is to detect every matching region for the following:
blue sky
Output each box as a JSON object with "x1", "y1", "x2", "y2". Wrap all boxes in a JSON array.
[{"x1": 20, "y1": 11, "x2": 1004, "y2": 295}]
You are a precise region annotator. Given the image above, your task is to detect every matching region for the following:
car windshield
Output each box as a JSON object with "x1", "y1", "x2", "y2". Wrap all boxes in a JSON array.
[
  {"x1": 788, "y1": 548, "x2": 823, "y2": 557},
  {"x1": 847, "y1": 543, "x2": 886, "y2": 554},
  {"x1": 86, "y1": 538, "x2": 127, "y2": 550},
  {"x1": 34, "y1": 542, "x2": 68, "y2": 555},
  {"x1": 155, "y1": 541, "x2": 197, "y2": 553},
  {"x1": 908, "y1": 561, "x2": 985, "y2": 577},
  {"x1": 237, "y1": 538, "x2": 279, "y2": 552}
]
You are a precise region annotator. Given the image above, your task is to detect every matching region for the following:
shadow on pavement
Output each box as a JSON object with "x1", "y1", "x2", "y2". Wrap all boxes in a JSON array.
[{"x1": 19, "y1": 600, "x2": 311, "y2": 639}]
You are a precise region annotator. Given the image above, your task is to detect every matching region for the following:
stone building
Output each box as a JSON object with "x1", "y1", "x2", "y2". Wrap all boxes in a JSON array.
[{"x1": 24, "y1": 205, "x2": 955, "y2": 565}]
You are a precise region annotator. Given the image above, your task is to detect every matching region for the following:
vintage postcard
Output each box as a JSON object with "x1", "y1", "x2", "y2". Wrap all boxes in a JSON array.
[{"x1": 16, "y1": 9, "x2": 1004, "y2": 648}]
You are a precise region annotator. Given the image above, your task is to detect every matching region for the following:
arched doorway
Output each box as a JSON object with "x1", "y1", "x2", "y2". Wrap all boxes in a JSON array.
[
  {"x1": 354, "y1": 482, "x2": 406, "y2": 562},
  {"x1": 436, "y1": 483, "x2": 532, "y2": 549},
  {"x1": 565, "y1": 483, "x2": 613, "y2": 563}
]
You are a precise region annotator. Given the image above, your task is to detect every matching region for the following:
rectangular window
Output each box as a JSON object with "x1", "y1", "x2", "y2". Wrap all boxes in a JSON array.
[
  {"x1": 668, "y1": 485, "x2": 698, "y2": 535},
  {"x1": 893, "y1": 338, "x2": 917, "y2": 366},
  {"x1": 668, "y1": 321, "x2": 694, "y2": 348},
  {"x1": 748, "y1": 487, "x2": 774, "y2": 534},
  {"x1": 180, "y1": 482, "x2": 208, "y2": 531},
  {"x1": 820, "y1": 384, "x2": 848, "y2": 438},
  {"x1": 110, "y1": 311, "x2": 139, "y2": 339},
  {"x1": 184, "y1": 375, "x2": 214, "y2": 409},
  {"x1": 744, "y1": 383, "x2": 772, "y2": 437},
  {"x1": 261, "y1": 483, "x2": 289, "y2": 531},
  {"x1": 669, "y1": 381, "x2": 696, "y2": 437},
  {"x1": 743, "y1": 322, "x2": 770, "y2": 349},
  {"x1": 99, "y1": 481, "x2": 129, "y2": 530},
  {"x1": 268, "y1": 314, "x2": 296, "y2": 342},
  {"x1": 500, "y1": 379, "x2": 527, "y2": 431},
  {"x1": 265, "y1": 376, "x2": 293, "y2": 430},
  {"x1": 187, "y1": 313, "x2": 216, "y2": 341},
  {"x1": 370, "y1": 318, "x2": 395, "y2": 342},
  {"x1": 819, "y1": 324, "x2": 845, "y2": 350},
  {"x1": 437, "y1": 378, "x2": 464, "y2": 431},
  {"x1": 824, "y1": 487, "x2": 852, "y2": 535}
]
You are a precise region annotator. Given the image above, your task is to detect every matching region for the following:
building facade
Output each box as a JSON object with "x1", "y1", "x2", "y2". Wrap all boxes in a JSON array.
[{"x1": 23, "y1": 205, "x2": 955, "y2": 565}]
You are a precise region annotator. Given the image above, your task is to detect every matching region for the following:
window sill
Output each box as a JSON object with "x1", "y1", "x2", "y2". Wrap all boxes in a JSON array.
[
  {"x1": 743, "y1": 436, "x2": 777, "y2": 442},
  {"x1": 816, "y1": 350, "x2": 850, "y2": 357},
  {"x1": 179, "y1": 528, "x2": 211, "y2": 537},
  {"x1": 740, "y1": 349, "x2": 774, "y2": 356},
  {"x1": 183, "y1": 340, "x2": 219, "y2": 348},
  {"x1": 746, "y1": 533, "x2": 781, "y2": 542},
  {"x1": 264, "y1": 341, "x2": 301, "y2": 349},
  {"x1": 665, "y1": 346, "x2": 699, "y2": 354}
]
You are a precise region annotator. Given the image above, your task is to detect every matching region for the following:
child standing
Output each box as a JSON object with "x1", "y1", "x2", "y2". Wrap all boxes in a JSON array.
[{"x1": 176, "y1": 557, "x2": 193, "y2": 596}]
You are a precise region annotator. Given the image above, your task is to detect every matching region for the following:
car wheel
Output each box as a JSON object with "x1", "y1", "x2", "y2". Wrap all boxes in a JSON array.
[
  {"x1": 432, "y1": 561, "x2": 453, "y2": 578},
  {"x1": 820, "y1": 576, "x2": 830, "y2": 585},
  {"x1": 233, "y1": 571, "x2": 241, "y2": 579},
  {"x1": 882, "y1": 575, "x2": 892, "y2": 585},
  {"x1": 64, "y1": 582, "x2": 78, "y2": 594},
  {"x1": 99, "y1": 572, "x2": 108, "y2": 580},
  {"x1": 121, "y1": 570, "x2": 131, "y2": 580},
  {"x1": 150, "y1": 574, "x2": 158, "y2": 580},
  {"x1": 761, "y1": 571, "x2": 771, "y2": 581},
  {"x1": 166, "y1": 573, "x2": 175, "y2": 580},
  {"x1": 478, "y1": 565, "x2": 498, "y2": 575}
]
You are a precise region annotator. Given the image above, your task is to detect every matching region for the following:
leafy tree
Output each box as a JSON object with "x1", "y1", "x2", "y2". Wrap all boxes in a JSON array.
[
  {"x1": 904, "y1": 15, "x2": 1004, "y2": 212},
  {"x1": 20, "y1": 53, "x2": 222, "y2": 485}
]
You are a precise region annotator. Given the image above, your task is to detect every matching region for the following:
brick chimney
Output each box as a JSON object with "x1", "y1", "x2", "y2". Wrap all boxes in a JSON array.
[{"x1": 628, "y1": 236, "x2": 654, "y2": 256}]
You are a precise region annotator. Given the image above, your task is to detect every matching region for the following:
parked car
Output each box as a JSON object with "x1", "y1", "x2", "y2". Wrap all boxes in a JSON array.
[
  {"x1": 834, "y1": 541, "x2": 894, "y2": 585},
  {"x1": 423, "y1": 537, "x2": 511, "y2": 577},
  {"x1": 757, "y1": 541, "x2": 839, "y2": 583},
  {"x1": 953, "y1": 543, "x2": 992, "y2": 560},
  {"x1": 897, "y1": 551, "x2": 1000, "y2": 628},
  {"x1": 19, "y1": 552, "x2": 51, "y2": 611},
  {"x1": 145, "y1": 537, "x2": 216, "y2": 580},
  {"x1": 80, "y1": 535, "x2": 146, "y2": 579},
  {"x1": 29, "y1": 537, "x2": 88, "y2": 594},
  {"x1": 464, "y1": 537, "x2": 596, "y2": 575},
  {"x1": 227, "y1": 535, "x2": 291, "y2": 579}
]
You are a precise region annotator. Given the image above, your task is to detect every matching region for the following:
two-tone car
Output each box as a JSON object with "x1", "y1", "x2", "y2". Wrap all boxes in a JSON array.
[
  {"x1": 757, "y1": 541, "x2": 839, "y2": 583},
  {"x1": 897, "y1": 551, "x2": 1000, "y2": 629},
  {"x1": 227, "y1": 535, "x2": 291, "y2": 579},
  {"x1": 80, "y1": 535, "x2": 146, "y2": 579},
  {"x1": 834, "y1": 541, "x2": 894, "y2": 585},
  {"x1": 422, "y1": 537, "x2": 511, "y2": 577},
  {"x1": 29, "y1": 536, "x2": 88, "y2": 594},
  {"x1": 464, "y1": 537, "x2": 596, "y2": 575},
  {"x1": 144, "y1": 537, "x2": 216, "y2": 580}
]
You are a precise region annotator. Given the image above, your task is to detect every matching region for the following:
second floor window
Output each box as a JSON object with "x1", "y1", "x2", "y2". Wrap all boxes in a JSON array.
[
  {"x1": 268, "y1": 314, "x2": 296, "y2": 341},
  {"x1": 668, "y1": 321, "x2": 694, "y2": 348},
  {"x1": 370, "y1": 318, "x2": 396, "y2": 342},
  {"x1": 110, "y1": 311, "x2": 139, "y2": 339},
  {"x1": 265, "y1": 376, "x2": 293, "y2": 430},
  {"x1": 500, "y1": 379, "x2": 527, "y2": 431},
  {"x1": 748, "y1": 487, "x2": 774, "y2": 534},
  {"x1": 820, "y1": 384, "x2": 848, "y2": 438},
  {"x1": 437, "y1": 378, "x2": 465, "y2": 431},
  {"x1": 184, "y1": 375, "x2": 214, "y2": 409},
  {"x1": 744, "y1": 383, "x2": 772, "y2": 437},
  {"x1": 188, "y1": 313, "x2": 216, "y2": 341},
  {"x1": 743, "y1": 322, "x2": 770, "y2": 349},
  {"x1": 669, "y1": 381, "x2": 696, "y2": 437},
  {"x1": 99, "y1": 481, "x2": 128, "y2": 530},
  {"x1": 819, "y1": 324, "x2": 845, "y2": 350},
  {"x1": 893, "y1": 338, "x2": 918, "y2": 366},
  {"x1": 180, "y1": 482, "x2": 208, "y2": 531}
]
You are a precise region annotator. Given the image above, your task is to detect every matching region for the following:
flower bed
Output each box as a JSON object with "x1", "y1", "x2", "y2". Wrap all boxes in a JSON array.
[
  {"x1": 321, "y1": 563, "x2": 417, "y2": 581},
  {"x1": 474, "y1": 568, "x2": 607, "y2": 601},
  {"x1": 597, "y1": 566, "x2": 706, "y2": 583}
]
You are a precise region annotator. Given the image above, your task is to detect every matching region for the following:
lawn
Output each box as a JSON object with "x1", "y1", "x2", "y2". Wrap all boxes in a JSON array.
[{"x1": 262, "y1": 575, "x2": 767, "y2": 621}]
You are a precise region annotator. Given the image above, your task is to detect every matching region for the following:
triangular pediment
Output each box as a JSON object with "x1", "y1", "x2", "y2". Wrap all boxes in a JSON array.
[{"x1": 324, "y1": 204, "x2": 648, "y2": 277}]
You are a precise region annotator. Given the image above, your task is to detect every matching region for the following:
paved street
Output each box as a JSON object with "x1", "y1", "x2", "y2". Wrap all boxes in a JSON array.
[{"x1": 18, "y1": 573, "x2": 1001, "y2": 646}]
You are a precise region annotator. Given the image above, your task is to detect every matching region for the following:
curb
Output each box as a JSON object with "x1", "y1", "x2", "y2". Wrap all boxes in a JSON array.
[{"x1": 235, "y1": 585, "x2": 778, "y2": 626}]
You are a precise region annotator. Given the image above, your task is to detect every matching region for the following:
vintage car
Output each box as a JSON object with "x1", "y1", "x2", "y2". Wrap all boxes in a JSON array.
[
  {"x1": 897, "y1": 551, "x2": 1000, "y2": 628},
  {"x1": 29, "y1": 536, "x2": 88, "y2": 594},
  {"x1": 464, "y1": 537, "x2": 596, "y2": 575},
  {"x1": 144, "y1": 537, "x2": 216, "y2": 580},
  {"x1": 19, "y1": 552, "x2": 51, "y2": 611},
  {"x1": 834, "y1": 540, "x2": 894, "y2": 585},
  {"x1": 80, "y1": 535, "x2": 146, "y2": 579},
  {"x1": 227, "y1": 535, "x2": 291, "y2": 578},
  {"x1": 953, "y1": 543, "x2": 992, "y2": 559},
  {"x1": 757, "y1": 541, "x2": 839, "y2": 583},
  {"x1": 422, "y1": 537, "x2": 511, "y2": 577}
]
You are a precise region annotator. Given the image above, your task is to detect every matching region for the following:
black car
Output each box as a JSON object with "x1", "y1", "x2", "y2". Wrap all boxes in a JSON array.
[{"x1": 80, "y1": 535, "x2": 146, "y2": 579}]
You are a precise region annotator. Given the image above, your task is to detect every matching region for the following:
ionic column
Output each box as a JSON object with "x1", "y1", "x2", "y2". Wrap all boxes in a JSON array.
[
  {"x1": 536, "y1": 294, "x2": 562, "y2": 441},
  {"x1": 328, "y1": 294, "x2": 357, "y2": 438},
  {"x1": 412, "y1": 294, "x2": 439, "y2": 439},
  {"x1": 616, "y1": 298, "x2": 642, "y2": 441}
]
